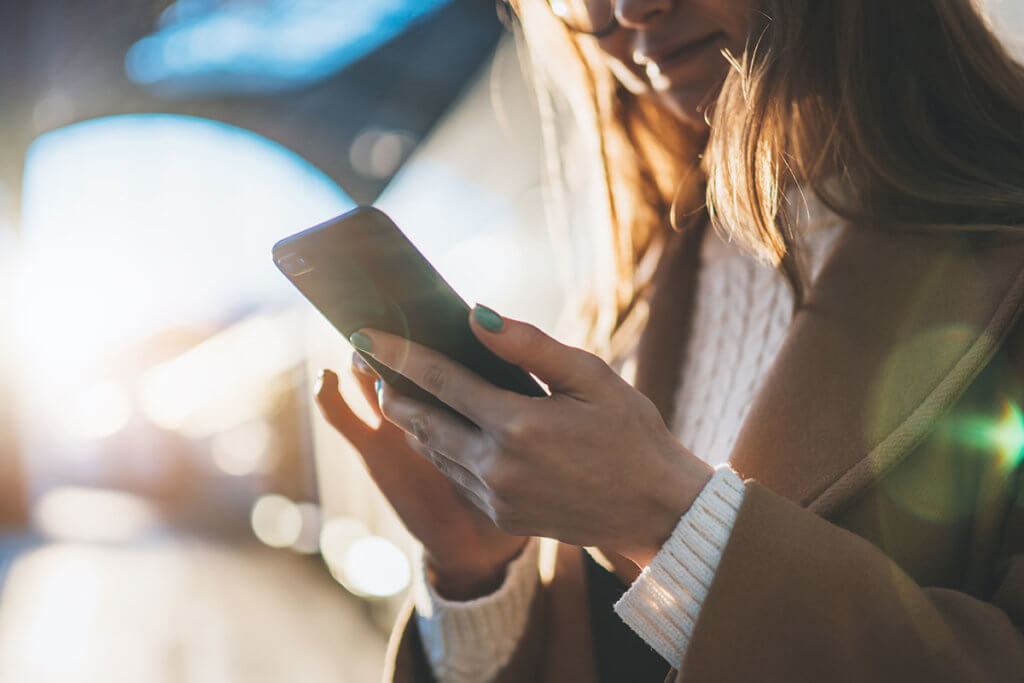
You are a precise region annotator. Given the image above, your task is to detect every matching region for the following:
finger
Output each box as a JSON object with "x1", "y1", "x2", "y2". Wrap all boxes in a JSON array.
[
  {"x1": 350, "y1": 353, "x2": 383, "y2": 418},
  {"x1": 468, "y1": 304, "x2": 608, "y2": 395},
  {"x1": 352, "y1": 350, "x2": 376, "y2": 378},
  {"x1": 350, "y1": 329, "x2": 520, "y2": 430},
  {"x1": 377, "y1": 382, "x2": 489, "y2": 474},
  {"x1": 403, "y1": 432, "x2": 492, "y2": 513},
  {"x1": 314, "y1": 369, "x2": 373, "y2": 450}
]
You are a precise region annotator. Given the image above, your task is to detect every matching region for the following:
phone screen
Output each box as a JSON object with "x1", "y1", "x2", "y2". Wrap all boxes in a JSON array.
[{"x1": 273, "y1": 207, "x2": 546, "y2": 411}]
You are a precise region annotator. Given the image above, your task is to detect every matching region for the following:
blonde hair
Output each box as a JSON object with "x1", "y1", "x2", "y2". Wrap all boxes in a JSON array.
[{"x1": 509, "y1": 0, "x2": 1024, "y2": 356}]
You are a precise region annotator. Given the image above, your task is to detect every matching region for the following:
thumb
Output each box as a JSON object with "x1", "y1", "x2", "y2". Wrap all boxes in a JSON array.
[{"x1": 469, "y1": 304, "x2": 607, "y2": 394}]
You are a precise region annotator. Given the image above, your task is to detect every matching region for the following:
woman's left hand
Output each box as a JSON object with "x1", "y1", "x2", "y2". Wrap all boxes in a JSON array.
[{"x1": 350, "y1": 305, "x2": 713, "y2": 569}]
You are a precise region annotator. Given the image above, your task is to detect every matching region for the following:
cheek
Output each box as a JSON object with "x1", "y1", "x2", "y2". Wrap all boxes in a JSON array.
[{"x1": 701, "y1": 0, "x2": 758, "y2": 50}]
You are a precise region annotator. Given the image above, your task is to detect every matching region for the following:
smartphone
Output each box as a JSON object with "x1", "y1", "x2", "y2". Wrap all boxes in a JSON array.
[{"x1": 273, "y1": 206, "x2": 547, "y2": 414}]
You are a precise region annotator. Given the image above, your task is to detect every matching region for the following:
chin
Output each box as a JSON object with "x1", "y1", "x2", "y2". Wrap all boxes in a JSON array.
[{"x1": 656, "y1": 86, "x2": 718, "y2": 131}]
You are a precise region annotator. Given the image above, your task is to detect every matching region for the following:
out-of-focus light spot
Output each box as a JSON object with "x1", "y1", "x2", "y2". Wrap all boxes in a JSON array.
[
  {"x1": 125, "y1": 0, "x2": 455, "y2": 95},
  {"x1": 341, "y1": 536, "x2": 411, "y2": 598},
  {"x1": 319, "y1": 516, "x2": 370, "y2": 583},
  {"x1": 251, "y1": 494, "x2": 302, "y2": 548},
  {"x1": 34, "y1": 487, "x2": 161, "y2": 543},
  {"x1": 290, "y1": 502, "x2": 322, "y2": 555},
  {"x1": 210, "y1": 420, "x2": 276, "y2": 476},
  {"x1": 350, "y1": 128, "x2": 416, "y2": 179},
  {"x1": 61, "y1": 379, "x2": 133, "y2": 442},
  {"x1": 319, "y1": 514, "x2": 412, "y2": 600},
  {"x1": 950, "y1": 399, "x2": 1024, "y2": 469}
]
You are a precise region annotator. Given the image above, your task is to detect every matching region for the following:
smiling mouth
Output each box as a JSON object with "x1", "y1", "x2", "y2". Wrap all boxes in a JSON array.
[{"x1": 647, "y1": 32, "x2": 725, "y2": 71}]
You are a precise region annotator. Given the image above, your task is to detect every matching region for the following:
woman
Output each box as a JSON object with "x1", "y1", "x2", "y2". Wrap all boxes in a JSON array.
[{"x1": 316, "y1": 1, "x2": 1024, "y2": 680}]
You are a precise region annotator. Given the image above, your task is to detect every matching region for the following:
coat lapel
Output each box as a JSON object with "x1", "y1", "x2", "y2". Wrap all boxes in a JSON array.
[{"x1": 727, "y1": 227, "x2": 1024, "y2": 517}]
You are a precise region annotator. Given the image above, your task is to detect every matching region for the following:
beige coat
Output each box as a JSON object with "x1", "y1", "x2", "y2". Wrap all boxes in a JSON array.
[{"x1": 385, "y1": 224, "x2": 1024, "y2": 682}]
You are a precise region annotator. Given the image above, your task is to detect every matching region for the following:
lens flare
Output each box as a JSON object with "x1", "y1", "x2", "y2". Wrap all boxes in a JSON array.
[{"x1": 950, "y1": 399, "x2": 1024, "y2": 469}]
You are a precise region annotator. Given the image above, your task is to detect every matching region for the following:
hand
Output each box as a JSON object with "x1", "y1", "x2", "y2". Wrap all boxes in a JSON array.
[
  {"x1": 314, "y1": 354, "x2": 528, "y2": 599},
  {"x1": 351, "y1": 305, "x2": 714, "y2": 569}
]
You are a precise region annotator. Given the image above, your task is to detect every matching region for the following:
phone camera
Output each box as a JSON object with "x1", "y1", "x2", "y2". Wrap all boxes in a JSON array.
[{"x1": 278, "y1": 253, "x2": 314, "y2": 277}]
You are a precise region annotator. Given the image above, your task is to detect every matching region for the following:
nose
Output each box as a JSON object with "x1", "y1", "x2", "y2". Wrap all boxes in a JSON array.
[{"x1": 614, "y1": 0, "x2": 673, "y2": 29}]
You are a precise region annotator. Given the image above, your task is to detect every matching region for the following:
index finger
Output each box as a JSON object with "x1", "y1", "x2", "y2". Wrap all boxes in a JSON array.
[
  {"x1": 349, "y1": 329, "x2": 521, "y2": 430},
  {"x1": 314, "y1": 369, "x2": 372, "y2": 451}
]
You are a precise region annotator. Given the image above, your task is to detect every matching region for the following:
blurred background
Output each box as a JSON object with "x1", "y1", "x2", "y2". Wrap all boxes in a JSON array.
[{"x1": 0, "y1": 1, "x2": 1021, "y2": 681}]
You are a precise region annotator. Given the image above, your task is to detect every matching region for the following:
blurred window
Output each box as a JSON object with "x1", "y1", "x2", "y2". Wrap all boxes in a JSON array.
[
  {"x1": 125, "y1": 0, "x2": 456, "y2": 94},
  {"x1": 17, "y1": 114, "x2": 350, "y2": 381},
  {"x1": 14, "y1": 114, "x2": 351, "y2": 492}
]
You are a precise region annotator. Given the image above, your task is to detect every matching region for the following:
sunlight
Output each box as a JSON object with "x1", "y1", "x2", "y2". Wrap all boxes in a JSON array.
[{"x1": 950, "y1": 399, "x2": 1024, "y2": 470}]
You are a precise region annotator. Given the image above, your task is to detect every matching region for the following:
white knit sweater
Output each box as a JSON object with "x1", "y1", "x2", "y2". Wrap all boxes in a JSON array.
[{"x1": 413, "y1": 200, "x2": 845, "y2": 682}]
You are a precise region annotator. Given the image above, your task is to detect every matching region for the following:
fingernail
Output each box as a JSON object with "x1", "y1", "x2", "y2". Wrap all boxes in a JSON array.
[
  {"x1": 314, "y1": 370, "x2": 326, "y2": 394},
  {"x1": 374, "y1": 378, "x2": 383, "y2": 399},
  {"x1": 473, "y1": 304, "x2": 504, "y2": 332},
  {"x1": 349, "y1": 331, "x2": 373, "y2": 353}
]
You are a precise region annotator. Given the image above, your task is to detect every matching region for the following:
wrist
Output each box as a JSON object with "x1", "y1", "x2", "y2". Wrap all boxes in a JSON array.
[
  {"x1": 424, "y1": 537, "x2": 530, "y2": 600},
  {"x1": 627, "y1": 449, "x2": 713, "y2": 569}
]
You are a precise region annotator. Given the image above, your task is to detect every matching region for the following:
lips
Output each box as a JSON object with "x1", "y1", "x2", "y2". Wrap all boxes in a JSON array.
[{"x1": 637, "y1": 32, "x2": 725, "y2": 70}]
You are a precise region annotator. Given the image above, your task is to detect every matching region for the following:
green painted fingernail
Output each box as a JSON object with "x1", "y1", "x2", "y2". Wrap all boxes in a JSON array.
[
  {"x1": 349, "y1": 331, "x2": 373, "y2": 353},
  {"x1": 473, "y1": 304, "x2": 504, "y2": 332}
]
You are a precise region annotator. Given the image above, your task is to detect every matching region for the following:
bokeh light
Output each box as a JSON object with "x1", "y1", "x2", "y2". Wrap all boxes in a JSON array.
[
  {"x1": 320, "y1": 516, "x2": 411, "y2": 597},
  {"x1": 34, "y1": 487, "x2": 160, "y2": 543},
  {"x1": 210, "y1": 420, "x2": 276, "y2": 477},
  {"x1": 290, "y1": 502, "x2": 323, "y2": 555},
  {"x1": 349, "y1": 127, "x2": 417, "y2": 179},
  {"x1": 341, "y1": 537, "x2": 411, "y2": 599},
  {"x1": 319, "y1": 517, "x2": 370, "y2": 577},
  {"x1": 250, "y1": 494, "x2": 302, "y2": 548},
  {"x1": 320, "y1": 516, "x2": 368, "y2": 551}
]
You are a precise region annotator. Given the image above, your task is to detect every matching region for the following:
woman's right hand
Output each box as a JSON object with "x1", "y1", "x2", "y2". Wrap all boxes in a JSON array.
[{"x1": 315, "y1": 353, "x2": 529, "y2": 600}]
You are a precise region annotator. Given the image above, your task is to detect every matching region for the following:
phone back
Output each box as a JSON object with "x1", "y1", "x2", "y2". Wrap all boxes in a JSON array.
[{"x1": 273, "y1": 206, "x2": 546, "y2": 410}]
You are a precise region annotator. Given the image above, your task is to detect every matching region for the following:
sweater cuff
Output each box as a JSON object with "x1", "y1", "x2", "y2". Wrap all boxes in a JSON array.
[
  {"x1": 614, "y1": 465, "x2": 746, "y2": 667},
  {"x1": 413, "y1": 537, "x2": 540, "y2": 683}
]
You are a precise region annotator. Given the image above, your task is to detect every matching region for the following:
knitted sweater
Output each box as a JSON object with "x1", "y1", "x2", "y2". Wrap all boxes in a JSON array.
[{"x1": 412, "y1": 201, "x2": 846, "y2": 681}]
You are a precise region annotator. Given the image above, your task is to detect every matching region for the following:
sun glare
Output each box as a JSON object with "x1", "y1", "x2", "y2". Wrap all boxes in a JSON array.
[
  {"x1": 950, "y1": 399, "x2": 1024, "y2": 469},
  {"x1": 13, "y1": 114, "x2": 352, "y2": 493}
]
